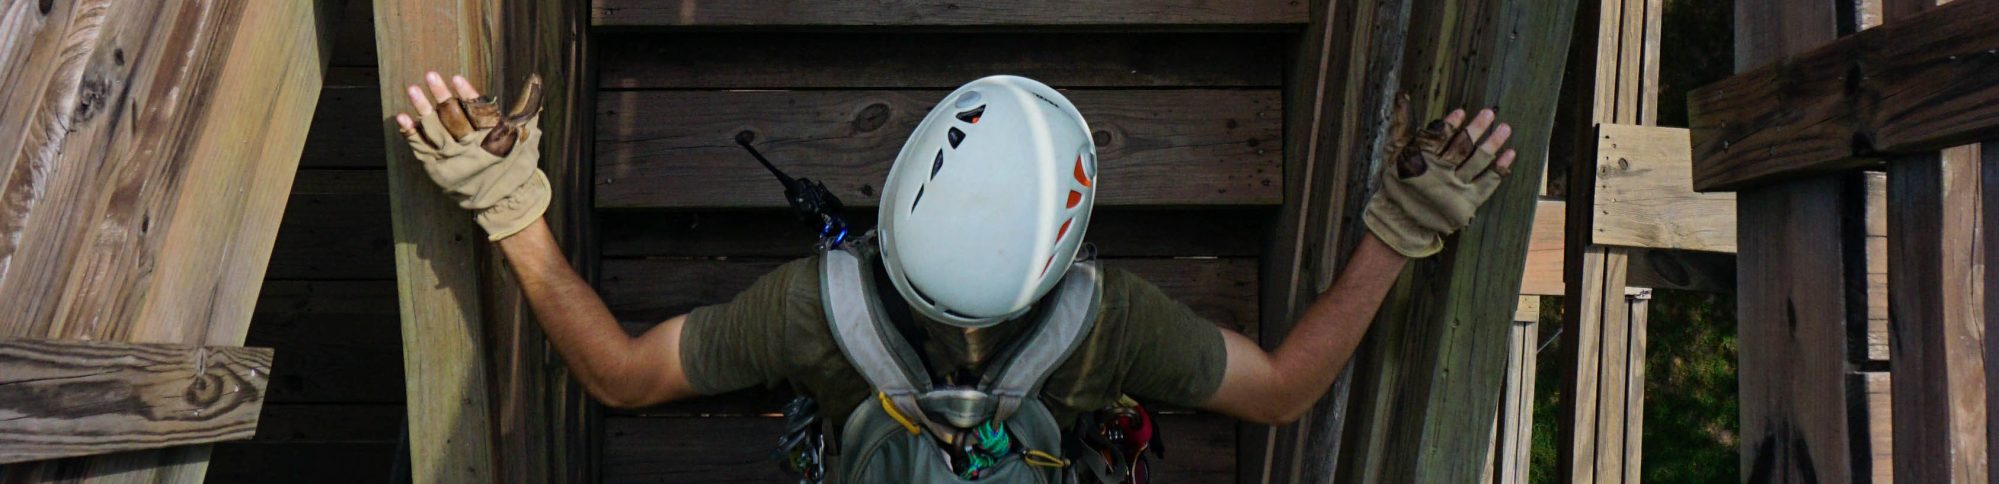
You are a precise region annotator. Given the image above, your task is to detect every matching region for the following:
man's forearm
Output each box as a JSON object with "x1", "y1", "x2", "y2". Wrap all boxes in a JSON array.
[
  {"x1": 496, "y1": 218, "x2": 689, "y2": 406},
  {"x1": 1267, "y1": 233, "x2": 1408, "y2": 419}
]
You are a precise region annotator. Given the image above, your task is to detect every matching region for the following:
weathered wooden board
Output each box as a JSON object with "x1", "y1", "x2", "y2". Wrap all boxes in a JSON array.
[
  {"x1": 600, "y1": 257, "x2": 1260, "y2": 338},
  {"x1": 1333, "y1": 0, "x2": 1579, "y2": 479},
  {"x1": 600, "y1": 413, "x2": 1236, "y2": 483},
  {"x1": 247, "y1": 281, "x2": 405, "y2": 403},
  {"x1": 1522, "y1": 199, "x2": 1567, "y2": 296},
  {"x1": 590, "y1": 0, "x2": 1309, "y2": 27},
  {"x1": 595, "y1": 89, "x2": 1281, "y2": 208},
  {"x1": 1686, "y1": 0, "x2": 1999, "y2": 191},
  {"x1": 0, "y1": 339, "x2": 273, "y2": 464},
  {"x1": 1865, "y1": 172, "x2": 1889, "y2": 362},
  {"x1": 1592, "y1": 124, "x2": 1736, "y2": 252},
  {"x1": 1729, "y1": 0, "x2": 1865, "y2": 480},
  {"x1": 1984, "y1": 140, "x2": 1999, "y2": 479},
  {"x1": 1887, "y1": 145, "x2": 1987, "y2": 482},
  {"x1": 368, "y1": 0, "x2": 502, "y2": 482},
  {"x1": 1859, "y1": 371, "x2": 1895, "y2": 484},
  {"x1": 1493, "y1": 317, "x2": 1539, "y2": 483},
  {"x1": 599, "y1": 33, "x2": 1285, "y2": 89},
  {"x1": 600, "y1": 209, "x2": 1268, "y2": 258},
  {"x1": 0, "y1": 0, "x2": 330, "y2": 478}
]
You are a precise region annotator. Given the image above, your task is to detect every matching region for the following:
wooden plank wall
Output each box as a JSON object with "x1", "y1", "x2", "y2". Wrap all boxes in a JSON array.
[
  {"x1": 207, "y1": 2, "x2": 408, "y2": 482},
  {"x1": 1729, "y1": 0, "x2": 1865, "y2": 480},
  {"x1": 589, "y1": 3, "x2": 1301, "y2": 481},
  {"x1": 0, "y1": 0, "x2": 333, "y2": 481}
]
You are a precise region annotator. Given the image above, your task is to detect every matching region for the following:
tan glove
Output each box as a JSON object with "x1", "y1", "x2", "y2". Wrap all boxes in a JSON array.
[
  {"x1": 403, "y1": 75, "x2": 549, "y2": 241},
  {"x1": 1364, "y1": 96, "x2": 1510, "y2": 258}
]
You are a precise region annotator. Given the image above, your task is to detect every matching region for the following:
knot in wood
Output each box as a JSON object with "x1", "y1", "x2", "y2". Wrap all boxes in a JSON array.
[{"x1": 852, "y1": 103, "x2": 891, "y2": 133}]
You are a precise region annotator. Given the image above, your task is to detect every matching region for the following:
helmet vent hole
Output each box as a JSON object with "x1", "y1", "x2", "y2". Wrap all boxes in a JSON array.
[
  {"x1": 954, "y1": 105, "x2": 986, "y2": 124},
  {"x1": 947, "y1": 127, "x2": 965, "y2": 149},
  {"x1": 910, "y1": 185, "x2": 927, "y2": 212},
  {"x1": 930, "y1": 149, "x2": 944, "y2": 179}
]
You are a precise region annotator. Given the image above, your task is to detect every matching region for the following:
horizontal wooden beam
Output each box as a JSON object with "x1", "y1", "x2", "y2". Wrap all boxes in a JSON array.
[
  {"x1": 597, "y1": 33, "x2": 1286, "y2": 89},
  {"x1": 596, "y1": 90, "x2": 1281, "y2": 208},
  {"x1": 590, "y1": 0, "x2": 1308, "y2": 27},
  {"x1": 0, "y1": 339, "x2": 273, "y2": 464},
  {"x1": 1686, "y1": 0, "x2": 1999, "y2": 191},
  {"x1": 1593, "y1": 124, "x2": 1736, "y2": 252}
]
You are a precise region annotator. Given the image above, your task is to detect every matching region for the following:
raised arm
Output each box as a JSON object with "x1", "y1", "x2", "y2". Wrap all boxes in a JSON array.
[
  {"x1": 393, "y1": 72, "x2": 696, "y2": 408},
  {"x1": 1203, "y1": 104, "x2": 1517, "y2": 424}
]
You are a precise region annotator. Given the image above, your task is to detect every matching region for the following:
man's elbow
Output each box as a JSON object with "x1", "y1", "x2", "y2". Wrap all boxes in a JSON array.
[{"x1": 1236, "y1": 396, "x2": 1312, "y2": 426}]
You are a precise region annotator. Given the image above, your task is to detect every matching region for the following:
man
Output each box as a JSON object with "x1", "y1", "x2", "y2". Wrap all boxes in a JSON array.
[{"x1": 396, "y1": 72, "x2": 1515, "y2": 481}]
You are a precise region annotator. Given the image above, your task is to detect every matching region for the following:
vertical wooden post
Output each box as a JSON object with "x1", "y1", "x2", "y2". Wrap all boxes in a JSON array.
[
  {"x1": 1878, "y1": 1, "x2": 1988, "y2": 481},
  {"x1": 1983, "y1": 141, "x2": 1999, "y2": 482},
  {"x1": 1551, "y1": 0, "x2": 1661, "y2": 479},
  {"x1": 1261, "y1": 0, "x2": 1414, "y2": 480},
  {"x1": 1330, "y1": 0, "x2": 1579, "y2": 479},
  {"x1": 369, "y1": 1, "x2": 500, "y2": 482},
  {"x1": 1730, "y1": 0, "x2": 1862, "y2": 480},
  {"x1": 0, "y1": 0, "x2": 332, "y2": 480}
]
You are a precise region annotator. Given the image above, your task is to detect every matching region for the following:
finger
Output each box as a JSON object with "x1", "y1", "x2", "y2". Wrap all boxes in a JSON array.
[
  {"x1": 1445, "y1": 109, "x2": 1495, "y2": 162},
  {"x1": 425, "y1": 71, "x2": 453, "y2": 103},
  {"x1": 1478, "y1": 122, "x2": 1513, "y2": 155},
  {"x1": 406, "y1": 85, "x2": 434, "y2": 117},
  {"x1": 1437, "y1": 109, "x2": 1466, "y2": 132},
  {"x1": 1493, "y1": 149, "x2": 1517, "y2": 176},
  {"x1": 1459, "y1": 122, "x2": 1511, "y2": 177},
  {"x1": 465, "y1": 96, "x2": 503, "y2": 129},
  {"x1": 481, "y1": 123, "x2": 519, "y2": 157},
  {"x1": 436, "y1": 97, "x2": 475, "y2": 140},
  {"x1": 1386, "y1": 93, "x2": 1413, "y2": 149},
  {"x1": 451, "y1": 75, "x2": 481, "y2": 100},
  {"x1": 395, "y1": 113, "x2": 416, "y2": 135},
  {"x1": 506, "y1": 74, "x2": 544, "y2": 122}
]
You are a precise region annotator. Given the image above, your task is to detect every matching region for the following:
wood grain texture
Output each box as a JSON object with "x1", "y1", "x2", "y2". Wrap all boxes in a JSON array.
[
  {"x1": 1493, "y1": 317, "x2": 1539, "y2": 483},
  {"x1": 600, "y1": 413, "x2": 1236, "y2": 483},
  {"x1": 595, "y1": 89, "x2": 1282, "y2": 208},
  {"x1": 598, "y1": 33, "x2": 1285, "y2": 89},
  {"x1": 1522, "y1": 199, "x2": 1567, "y2": 296},
  {"x1": 368, "y1": 0, "x2": 501, "y2": 482},
  {"x1": 0, "y1": 0, "x2": 329, "y2": 479},
  {"x1": 1729, "y1": 0, "x2": 1864, "y2": 480},
  {"x1": 600, "y1": 257, "x2": 1260, "y2": 338},
  {"x1": 1886, "y1": 145, "x2": 1986, "y2": 483},
  {"x1": 600, "y1": 208, "x2": 1268, "y2": 259},
  {"x1": 1983, "y1": 140, "x2": 1999, "y2": 484},
  {"x1": 1332, "y1": 0, "x2": 1579, "y2": 478},
  {"x1": 0, "y1": 339, "x2": 273, "y2": 464},
  {"x1": 589, "y1": 0, "x2": 1309, "y2": 27},
  {"x1": 1859, "y1": 371, "x2": 1895, "y2": 484},
  {"x1": 1592, "y1": 124, "x2": 1736, "y2": 252},
  {"x1": 1687, "y1": 0, "x2": 1999, "y2": 191},
  {"x1": 1865, "y1": 172, "x2": 1889, "y2": 362}
]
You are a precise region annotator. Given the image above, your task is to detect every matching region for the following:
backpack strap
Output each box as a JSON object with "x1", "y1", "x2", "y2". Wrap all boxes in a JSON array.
[
  {"x1": 822, "y1": 249, "x2": 938, "y2": 435},
  {"x1": 986, "y1": 261, "x2": 1101, "y2": 422}
]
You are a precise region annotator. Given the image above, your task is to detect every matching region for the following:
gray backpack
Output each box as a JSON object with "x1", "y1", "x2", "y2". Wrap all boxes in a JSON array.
[{"x1": 819, "y1": 247, "x2": 1100, "y2": 483}]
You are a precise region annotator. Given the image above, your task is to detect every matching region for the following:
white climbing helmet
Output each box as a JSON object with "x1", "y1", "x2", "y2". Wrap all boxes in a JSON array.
[{"x1": 877, "y1": 75, "x2": 1098, "y2": 328}]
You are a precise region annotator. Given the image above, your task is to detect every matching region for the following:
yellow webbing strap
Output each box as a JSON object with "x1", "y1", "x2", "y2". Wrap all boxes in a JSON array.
[
  {"x1": 1024, "y1": 449, "x2": 1069, "y2": 468},
  {"x1": 878, "y1": 392, "x2": 921, "y2": 435}
]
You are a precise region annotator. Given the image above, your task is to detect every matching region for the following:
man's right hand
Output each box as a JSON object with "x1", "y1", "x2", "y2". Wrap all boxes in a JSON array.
[
  {"x1": 1362, "y1": 95, "x2": 1519, "y2": 258},
  {"x1": 394, "y1": 72, "x2": 550, "y2": 241}
]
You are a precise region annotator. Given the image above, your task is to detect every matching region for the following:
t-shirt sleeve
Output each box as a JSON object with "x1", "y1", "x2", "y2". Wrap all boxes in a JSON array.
[
  {"x1": 677, "y1": 257, "x2": 820, "y2": 395},
  {"x1": 1106, "y1": 269, "x2": 1229, "y2": 408}
]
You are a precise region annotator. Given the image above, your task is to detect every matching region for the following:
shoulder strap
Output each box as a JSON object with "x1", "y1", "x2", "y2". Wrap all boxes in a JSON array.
[
  {"x1": 986, "y1": 261, "x2": 1102, "y2": 421},
  {"x1": 821, "y1": 249, "x2": 934, "y2": 432}
]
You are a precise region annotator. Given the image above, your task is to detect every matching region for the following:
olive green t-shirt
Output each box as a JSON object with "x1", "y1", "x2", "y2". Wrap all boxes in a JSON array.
[{"x1": 679, "y1": 255, "x2": 1228, "y2": 429}]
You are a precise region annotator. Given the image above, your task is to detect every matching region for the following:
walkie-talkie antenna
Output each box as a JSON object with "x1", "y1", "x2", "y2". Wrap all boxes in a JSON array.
[
  {"x1": 735, "y1": 132, "x2": 852, "y2": 251},
  {"x1": 736, "y1": 132, "x2": 800, "y2": 188}
]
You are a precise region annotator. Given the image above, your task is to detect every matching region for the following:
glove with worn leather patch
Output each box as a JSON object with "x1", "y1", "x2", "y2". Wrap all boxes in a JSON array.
[
  {"x1": 403, "y1": 75, "x2": 549, "y2": 241},
  {"x1": 1364, "y1": 96, "x2": 1510, "y2": 258}
]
